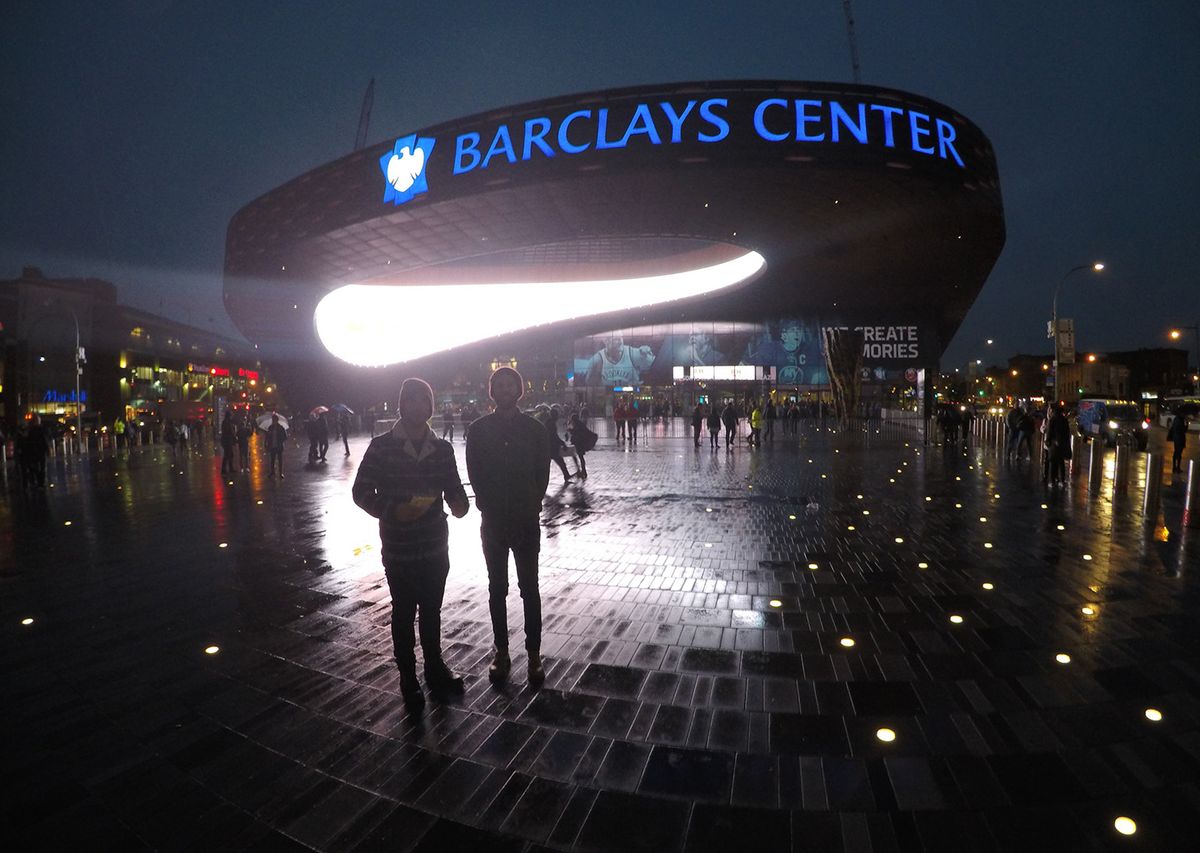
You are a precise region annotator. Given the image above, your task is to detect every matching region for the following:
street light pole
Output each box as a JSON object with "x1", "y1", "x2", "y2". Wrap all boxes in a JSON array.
[{"x1": 1050, "y1": 262, "x2": 1104, "y2": 404}]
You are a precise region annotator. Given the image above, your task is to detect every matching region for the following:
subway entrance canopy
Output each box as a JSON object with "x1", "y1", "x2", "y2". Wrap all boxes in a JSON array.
[{"x1": 223, "y1": 80, "x2": 1004, "y2": 371}]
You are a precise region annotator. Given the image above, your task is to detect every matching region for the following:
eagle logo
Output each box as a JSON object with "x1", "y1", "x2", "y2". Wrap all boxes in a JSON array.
[{"x1": 380, "y1": 134, "x2": 435, "y2": 205}]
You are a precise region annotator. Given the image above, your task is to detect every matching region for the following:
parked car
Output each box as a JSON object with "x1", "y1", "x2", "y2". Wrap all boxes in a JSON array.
[{"x1": 1076, "y1": 398, "x2": 1149, "y2": 449}]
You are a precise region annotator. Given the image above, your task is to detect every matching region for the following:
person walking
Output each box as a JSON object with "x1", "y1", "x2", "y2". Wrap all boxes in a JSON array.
[
  {"x1": 544, "y1": 406, "x2": 573, "y2": 484},
  {"x1": 337, "y1": 411, "x2": 352, "y2": 457},
  {"x1": 764, "y1": 399, "x2": 776, "y2": 441},
  {"x1": 566, "y1": 412, "x2": 595, "y2": 479},
  {"x1": 305, "y1": 414, "x2": 320, "y2": 462},
  {"x1": 1168, "y1": 409, "x2": 1190, "y2": 473},
  {"x1": 466, "y1": 367, "x2": 551, "y2": 687},
  {"x1": 112, "y1": 416, "x2": 126, "y2": 457},
  {"x1": 164, "y1": 420, "x2": 180, "y2": 460},
  {"x1": 19, "y1": 414, "x2": 50, "y2": 488},
  {"x1": 441, "y1": 403, "x2": 455, "y2": 441},
  {"x1": 316, "y1": 413, "x2": 329, "y2": 462},
  {"x1": 721, "y1": 400, "x2": 739, "y2": 448},
  {"x1": 265, "y1": 414, "x2": 287, "y2": 478},
  {"x1": 628, "y1": 399, "x2": 640, "y2": 443},
  {"x1": 1045, "y1": 403, "x2": 1072, "y2": 486},
  {"x1": 352, "y1": 378, "x2": 470, "y2": 711},
  {"x1": 219, "y1": 411, "x2": 237, "y2": 476},
  {"x1": 748, "y1": 402, "x2": 763, "y2": 447},
  {"x1": 691, "y1": 402, "x2": 705, "y2": 447},
  {"x1": 236, "y1": 415, "x2": 252, "y2": 472},
  {"x1": 613, "y1": 399, "x2": 626, "y2": 443},
  {"x1": 1005, "y1": 404, "x2": 1022, "y2": 458},
  {"x1": 707, "y1": 404, "x2": 722, "y2": 448}
]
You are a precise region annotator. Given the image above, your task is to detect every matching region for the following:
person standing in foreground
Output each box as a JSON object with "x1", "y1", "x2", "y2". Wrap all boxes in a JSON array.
[
  {"x1": 353, "y1": 378, "x2": 470, "y2": 710},
  {"x1": 466, "y1": 367, "x2": 551, "y2": 686}
]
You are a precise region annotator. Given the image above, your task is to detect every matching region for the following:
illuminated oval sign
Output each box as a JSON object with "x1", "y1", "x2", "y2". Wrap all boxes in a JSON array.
[
  {"x1": 382, "y1": 94, "x2": 967, "y2": 204},
  {"x1": 314, "y1": 250, "x2": 765, "y2": 367}
]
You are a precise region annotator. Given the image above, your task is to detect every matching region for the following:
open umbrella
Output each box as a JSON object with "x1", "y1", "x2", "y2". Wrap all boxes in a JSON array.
[
  {"x1": 257, "y1": 412, "x2": 290, "y2": 431},
  {"x1": 331, "y1": 403, "x2": 355, "y2": 415},
  {"x1": 310, "y1": 405, "x2": 330, "y2": 417}
]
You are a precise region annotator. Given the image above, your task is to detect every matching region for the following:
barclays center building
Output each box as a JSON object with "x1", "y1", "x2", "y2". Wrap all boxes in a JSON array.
[{"x1": 223, "y1": 80, "x2": 1005, "y2": 412}]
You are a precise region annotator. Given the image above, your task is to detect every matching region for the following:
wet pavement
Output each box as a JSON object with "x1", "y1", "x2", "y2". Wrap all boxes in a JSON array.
[{"x1": 3, "y1": 419, "x2": 1199, "y2": 851}]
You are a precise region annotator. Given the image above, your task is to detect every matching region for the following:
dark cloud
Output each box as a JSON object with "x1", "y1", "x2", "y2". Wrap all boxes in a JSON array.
[{"x1": 3, "y1": 1, "x2": 1198, "y2": 358}]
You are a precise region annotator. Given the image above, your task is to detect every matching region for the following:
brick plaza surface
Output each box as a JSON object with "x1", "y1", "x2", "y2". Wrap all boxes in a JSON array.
[{"x1": 3, "y1": 419, "x2": 1199, "y2": 851}]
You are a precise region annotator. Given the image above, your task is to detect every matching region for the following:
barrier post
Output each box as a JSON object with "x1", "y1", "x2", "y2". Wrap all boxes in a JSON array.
[
  {"x1": 1113, "y1": 444, "x2": 1131, "y2": 495},
  {"x1": 1185, "y1": 460, "x2": 1200, "y2": 529},
  {"x1": 1088, "y1": 439, "x2": 1105, "y2": 492},
  {"x1": 1143, "y1": 452, "x2": 1162, "y2": 521}
]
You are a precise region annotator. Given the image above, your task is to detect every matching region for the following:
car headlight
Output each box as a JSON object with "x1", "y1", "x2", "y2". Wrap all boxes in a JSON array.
[
  {"x1": 1108, "y1": 420, "x2": 1118, "y2": 430},
  {"x1": 1141, "y1": 420, "x2": 1149, "y2": 429}
]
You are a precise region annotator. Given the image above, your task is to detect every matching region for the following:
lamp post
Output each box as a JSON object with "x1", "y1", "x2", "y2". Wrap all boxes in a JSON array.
[
  {"x1": 36, "y1": 302, "x2": 85, "y2": 452},
  {"x1": 1050, "y1": 262, "x2": 1104, "y2": 403}
]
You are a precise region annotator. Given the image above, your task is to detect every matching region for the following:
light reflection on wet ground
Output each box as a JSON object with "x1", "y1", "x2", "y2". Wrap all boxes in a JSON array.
[{"x1": 3, "y1": 419, "x2": 1199, "y2": 850}]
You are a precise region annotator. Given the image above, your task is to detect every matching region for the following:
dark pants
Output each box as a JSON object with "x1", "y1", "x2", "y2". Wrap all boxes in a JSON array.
[
  {"x1": 724, "y1": 424, "x2": 736, "y2": 446},
  {"x1": 765, "y1": 419, "x2": 774, "y2": 439},
  {"x1": 268, "y1": 449, "x2": 283, "y2": 474},
  {"x1": 615, "y1": 421, "x2": 625, "y2": 441},
  {"x1": 220, "y1": 444, "x2": 236, "y2": 474},
  {"x1": 692, "y1": 422, "x2": 702, "y2": 445},
  {"x1": 384, "y1": 554, "x2": 450, "y2": 672},
  {"x1": 709, "y1": 428, "x2": 719, "y2": 448},
  {"x1": 1049, "y1": 448, "x2": 1068, "y2": 482},
  {"x1": 481, "y1": 515, "x2": 542, "y2": 654},
  {"x1": 1174, "y1": 441, "x2": 1186, "y2": 471}
]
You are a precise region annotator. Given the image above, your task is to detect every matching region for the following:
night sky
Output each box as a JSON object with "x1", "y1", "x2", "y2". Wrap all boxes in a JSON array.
[{"x1": 3, "y1": 1, "x2": 1198, "y2": 369}]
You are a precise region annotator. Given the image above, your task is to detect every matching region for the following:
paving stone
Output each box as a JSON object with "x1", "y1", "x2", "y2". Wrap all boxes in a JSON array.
[{"x1": 5, "y1": 422, "x2": 1198, "y2": 850}]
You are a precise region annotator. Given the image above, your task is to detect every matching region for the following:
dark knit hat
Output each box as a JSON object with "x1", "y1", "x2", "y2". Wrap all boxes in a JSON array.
[
  {"x1": 489, "y1": 366, "x2": 524, "y2": 400},
  {"x1": 398, "y1": 377, "x2": 435, "y2": 411}
]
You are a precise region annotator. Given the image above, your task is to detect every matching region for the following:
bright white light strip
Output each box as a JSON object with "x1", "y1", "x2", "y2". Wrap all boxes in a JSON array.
[{"x1": 314, "y1": 250, "x2": 765, "y2": 367}]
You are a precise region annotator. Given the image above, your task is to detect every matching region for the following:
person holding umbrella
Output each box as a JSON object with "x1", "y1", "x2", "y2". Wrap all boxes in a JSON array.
[
  {"x1": 352, "y1": 378, "x2": 470, "y2": 711},
  {"x1": 260, "y1": 412, "x2": 289, "y2": 478}
]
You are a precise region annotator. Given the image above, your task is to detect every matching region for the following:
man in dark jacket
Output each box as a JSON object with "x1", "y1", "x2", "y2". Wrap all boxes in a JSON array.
[
  {"x1": 721, "y1": 401, "x2": 739, "y2": 448},
  {"x1": 353, "y1": 378, "x2": 469, "y2": 710},
  {"x1": 466, "y1": 367, "x2": 551, "y2": 686},
  {"x1": 1169, "y1": 411, "x2": 1190, "y2": 472}
]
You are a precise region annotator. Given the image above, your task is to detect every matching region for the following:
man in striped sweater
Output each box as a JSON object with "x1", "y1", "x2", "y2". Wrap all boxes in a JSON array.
[{"x1": 353, "y1": 378, "x2": 470, "y2": 711}]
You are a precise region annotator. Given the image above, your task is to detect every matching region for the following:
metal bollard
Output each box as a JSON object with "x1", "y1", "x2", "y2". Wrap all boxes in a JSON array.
[
  {"x1": 1088, "y1": 439, "x2": 1105, "y2": 492},
  {"x1": 1143, "y1": 452, "x2": 1162, "y2": 520},
  {"x1": 1185, "y1": 460, "x2": 1200, "y2": 529},
  {"x1": 1113, "y1": 444, "x2": 1131, "y2": 495}
]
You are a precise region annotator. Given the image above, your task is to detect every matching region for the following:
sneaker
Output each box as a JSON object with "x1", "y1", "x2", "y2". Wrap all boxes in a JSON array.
[
  {"x1": 425, "y1": 661, "x2": 464, "y2": 695},
  {"x1": 527, "y1": 655, "x2": 545, "y2": 687},
  {"x1": 488, "y1": 650, "x2": 511, "y2": 684}
]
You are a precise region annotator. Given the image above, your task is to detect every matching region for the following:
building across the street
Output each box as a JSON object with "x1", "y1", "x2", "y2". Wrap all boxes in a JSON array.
[
  {"x1": 0, "y1": 267, "x2": 274, "y2": 440},
  {"x1": 224, "y1": 80, "x2": 1006, "y2": 414}
]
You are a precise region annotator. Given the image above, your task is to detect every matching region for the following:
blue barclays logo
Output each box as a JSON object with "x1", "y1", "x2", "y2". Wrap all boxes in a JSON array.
[{"x1": 380, "y1": 134, "x2": 436, "y2": 205}]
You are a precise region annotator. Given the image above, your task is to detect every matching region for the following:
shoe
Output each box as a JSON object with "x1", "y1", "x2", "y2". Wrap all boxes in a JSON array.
[
  {"x1": 489, "y1": 650, "x2": 511, "y2": 684},
  {"x1": 279, "y1": 473, "x2": 285, "y2": 479},
  {"x1": 425, "y1": 660, "x2": 465, "y2": 695},
  {"x1": 398, "y1": 670, "x2": 426, "y2": 711},
  {"x1": 527, "y1": 655, "x2": 545, "y2": 687}
]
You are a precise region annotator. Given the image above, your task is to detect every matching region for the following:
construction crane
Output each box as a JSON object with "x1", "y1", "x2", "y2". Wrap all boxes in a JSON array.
[
  {"x1": 354, "y1": 78, "x2": 375, "y2": 151},
  {"x1": 841, "y1": 0, "x2": 862, "y2": 84}
]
